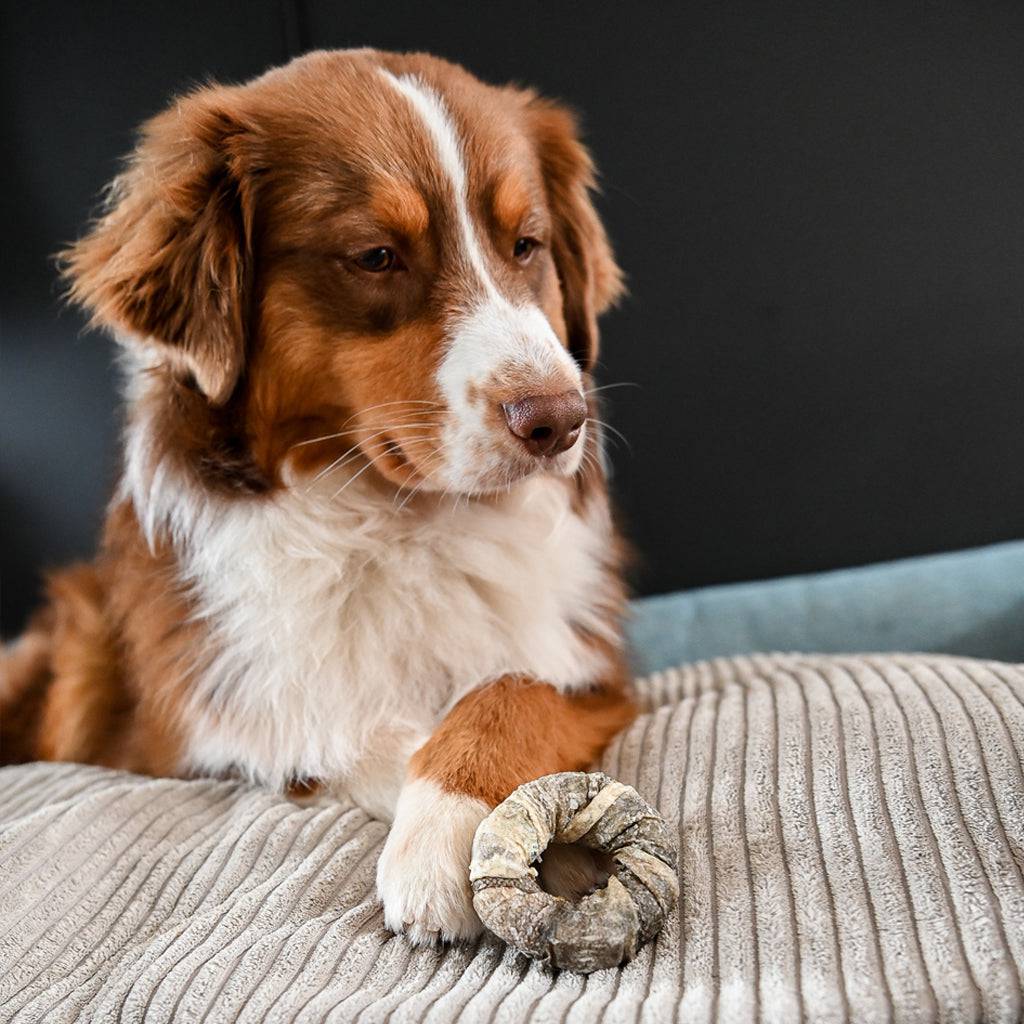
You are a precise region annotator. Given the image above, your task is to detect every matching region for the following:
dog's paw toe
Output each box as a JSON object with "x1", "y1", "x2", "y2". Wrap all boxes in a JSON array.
[{"x1": 377, "y1": 779, "x2": 489, "y2": 945}]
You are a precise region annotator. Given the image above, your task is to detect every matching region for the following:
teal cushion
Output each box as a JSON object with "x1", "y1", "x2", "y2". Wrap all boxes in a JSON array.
[{"x1": 628, "y1": 541, "x2": 1024, "y2": 675}]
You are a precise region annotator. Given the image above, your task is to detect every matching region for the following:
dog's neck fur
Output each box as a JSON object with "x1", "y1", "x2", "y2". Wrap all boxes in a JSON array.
[{"x1": 119, "y1": 365, "x2": 620, "y2": 817}]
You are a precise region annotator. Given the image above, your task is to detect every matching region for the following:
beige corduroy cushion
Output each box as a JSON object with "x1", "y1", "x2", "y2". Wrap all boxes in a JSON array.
[{"x1": 0, "y1": 653, "x2": 1022, "y2": 1023}]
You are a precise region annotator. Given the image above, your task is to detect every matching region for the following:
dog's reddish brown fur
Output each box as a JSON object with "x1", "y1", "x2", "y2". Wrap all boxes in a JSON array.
[
  {"x1": 1, "y1": 50, "x2": 632, "y2": 823},
  {"x1": 412, "y1": 671, "x2": 635, "y2": 807},
  {"x1": 6, "y1": 504, "x2": 203, "y2": 775}
]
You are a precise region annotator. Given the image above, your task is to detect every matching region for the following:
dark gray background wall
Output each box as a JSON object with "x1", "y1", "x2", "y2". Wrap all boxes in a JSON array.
[{"x1": 3, "y1": 1, "x2": 1023, "y2": 635}]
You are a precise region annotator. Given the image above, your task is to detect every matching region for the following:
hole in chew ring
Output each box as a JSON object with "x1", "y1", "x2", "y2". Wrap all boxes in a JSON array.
[{"x1": 469, "y1": 771, "x2": 679, "y2": 973}]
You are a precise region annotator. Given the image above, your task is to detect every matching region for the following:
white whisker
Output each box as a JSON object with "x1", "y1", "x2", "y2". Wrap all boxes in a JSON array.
[
  {"x1": 579, "y1": 449, "x2": 600, "y2": 479},
  {"x1": 584, "y1": 382, "x2": 640, "y2": 396},
  {"x1": 322, "y1": 433, "x2": 440, "y2": 485},
  {"x1": 321, "y1": 433, "x2": 442, "y2": 502},
  {"x1": 329, "y1": 451, "x2": 391, "y2": 500},
  {"x1": 395, "y1": 451, "x2": 446, "y2": 513},
  {"x1": 339, "y1": 399, "x2": 440, "y2": 429},
  {"x1": 306, "y1": 425, "x2": 441, "y2": 489},
  {"x1": 586, "y1": 417, "x2": 631, "y2": 453},
  {"x1": 291, "y1": 414, "x2": 442, "y2": 451}
]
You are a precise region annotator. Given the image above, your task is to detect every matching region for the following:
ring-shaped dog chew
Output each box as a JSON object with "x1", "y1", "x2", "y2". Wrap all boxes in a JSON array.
[{"x1": 470, "y1": 772, "x2": 679, "y2": 972}]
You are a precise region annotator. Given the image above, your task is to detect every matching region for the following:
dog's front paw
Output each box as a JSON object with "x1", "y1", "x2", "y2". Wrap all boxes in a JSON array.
[{"x1": 376, "y1": 778, "x2": 489, "y2": 946}]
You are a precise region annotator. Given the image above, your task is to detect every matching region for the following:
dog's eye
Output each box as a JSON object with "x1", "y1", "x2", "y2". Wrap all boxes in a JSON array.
[
  {"x1": 353, "y1": 247, "x2": 400, "y2": 272},
  {"x1": 513, "y1": 237, "x2": 539, "y2": 263}
]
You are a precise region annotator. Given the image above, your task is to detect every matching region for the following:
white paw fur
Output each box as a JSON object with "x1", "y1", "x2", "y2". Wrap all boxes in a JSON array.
[{"x1": 376, "y1": 778, "x2": 489, "y2": 946}]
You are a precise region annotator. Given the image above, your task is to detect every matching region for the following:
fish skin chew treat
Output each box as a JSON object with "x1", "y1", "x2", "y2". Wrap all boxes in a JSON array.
[{"x1": 469, "y1": 772, "x2": 679, "y2": 972}]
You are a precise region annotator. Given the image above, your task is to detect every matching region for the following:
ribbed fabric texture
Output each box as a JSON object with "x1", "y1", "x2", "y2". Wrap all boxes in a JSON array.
[{"x1": 1, "y1": 653, "x2": 1022, "y2": 1023}]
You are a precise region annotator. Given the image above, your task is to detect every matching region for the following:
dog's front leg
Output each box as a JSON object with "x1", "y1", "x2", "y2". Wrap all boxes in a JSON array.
[{"x1": 376, "y1": 673, "x2": 635, "y2": 946}]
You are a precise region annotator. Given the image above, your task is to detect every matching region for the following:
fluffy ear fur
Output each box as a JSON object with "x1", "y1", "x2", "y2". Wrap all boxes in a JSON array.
[
  {"x1": 61, "y1": 88, "x2": 257, "y2": 405},
  {"x1": 526, "y1": 97, "x2": 624, "y2": 371}
]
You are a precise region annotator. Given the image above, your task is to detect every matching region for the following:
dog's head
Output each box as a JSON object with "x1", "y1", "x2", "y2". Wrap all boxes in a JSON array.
[{"x1": 64, "y1": 49, "x2": 622, "y2": 498}]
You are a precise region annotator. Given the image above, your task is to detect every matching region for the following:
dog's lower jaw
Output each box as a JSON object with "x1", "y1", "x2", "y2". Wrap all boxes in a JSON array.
[{"x1": 376, "y1": 777, "x2": 489, "y2": 946}]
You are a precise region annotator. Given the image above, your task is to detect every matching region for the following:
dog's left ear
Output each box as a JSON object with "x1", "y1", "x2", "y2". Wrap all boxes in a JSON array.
[{"x1": 525, "y1": 97, "x2": 624, "y2": 372}]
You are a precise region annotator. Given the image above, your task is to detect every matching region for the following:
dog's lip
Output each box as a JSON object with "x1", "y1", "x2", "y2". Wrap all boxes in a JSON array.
[
  {"x1": 375, "y1": 432, "x2": 426, "y2": 484},
  {"x1": 370, "y1": 428, "x2": 581, "y2": 494},
  {"x1": 381, "y1": 434, "x2": 407, "y2": 461}
]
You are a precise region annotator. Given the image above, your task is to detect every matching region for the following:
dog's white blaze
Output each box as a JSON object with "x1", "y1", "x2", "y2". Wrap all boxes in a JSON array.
[
  {"x1": 380, "y1": 70, "x2": 500, "y2": 302},
  {"x1": 380, "y1": 71, "x2": 582, "y2": 491}
]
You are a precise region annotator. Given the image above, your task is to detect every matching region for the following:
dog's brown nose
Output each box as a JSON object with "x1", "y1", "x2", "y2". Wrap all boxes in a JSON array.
[{"x1": 502, "y1": 391, "x2": 587, "y2": 456}]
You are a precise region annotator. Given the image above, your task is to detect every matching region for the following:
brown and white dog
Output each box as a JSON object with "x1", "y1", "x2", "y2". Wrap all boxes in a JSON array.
[{"x1": 0, "y1": 49, "x2": 635, "y2": 945}]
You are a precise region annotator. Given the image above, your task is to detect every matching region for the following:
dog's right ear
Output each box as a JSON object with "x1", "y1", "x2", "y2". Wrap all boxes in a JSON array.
[{"x1": 61, "y1": 87, "x2": 258, "y2": 405}]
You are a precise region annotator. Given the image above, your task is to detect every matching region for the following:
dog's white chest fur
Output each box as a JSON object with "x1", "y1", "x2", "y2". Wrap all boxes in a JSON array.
[{"x1": 173, "y1": 473, "x2": 615, "y2": 815}]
